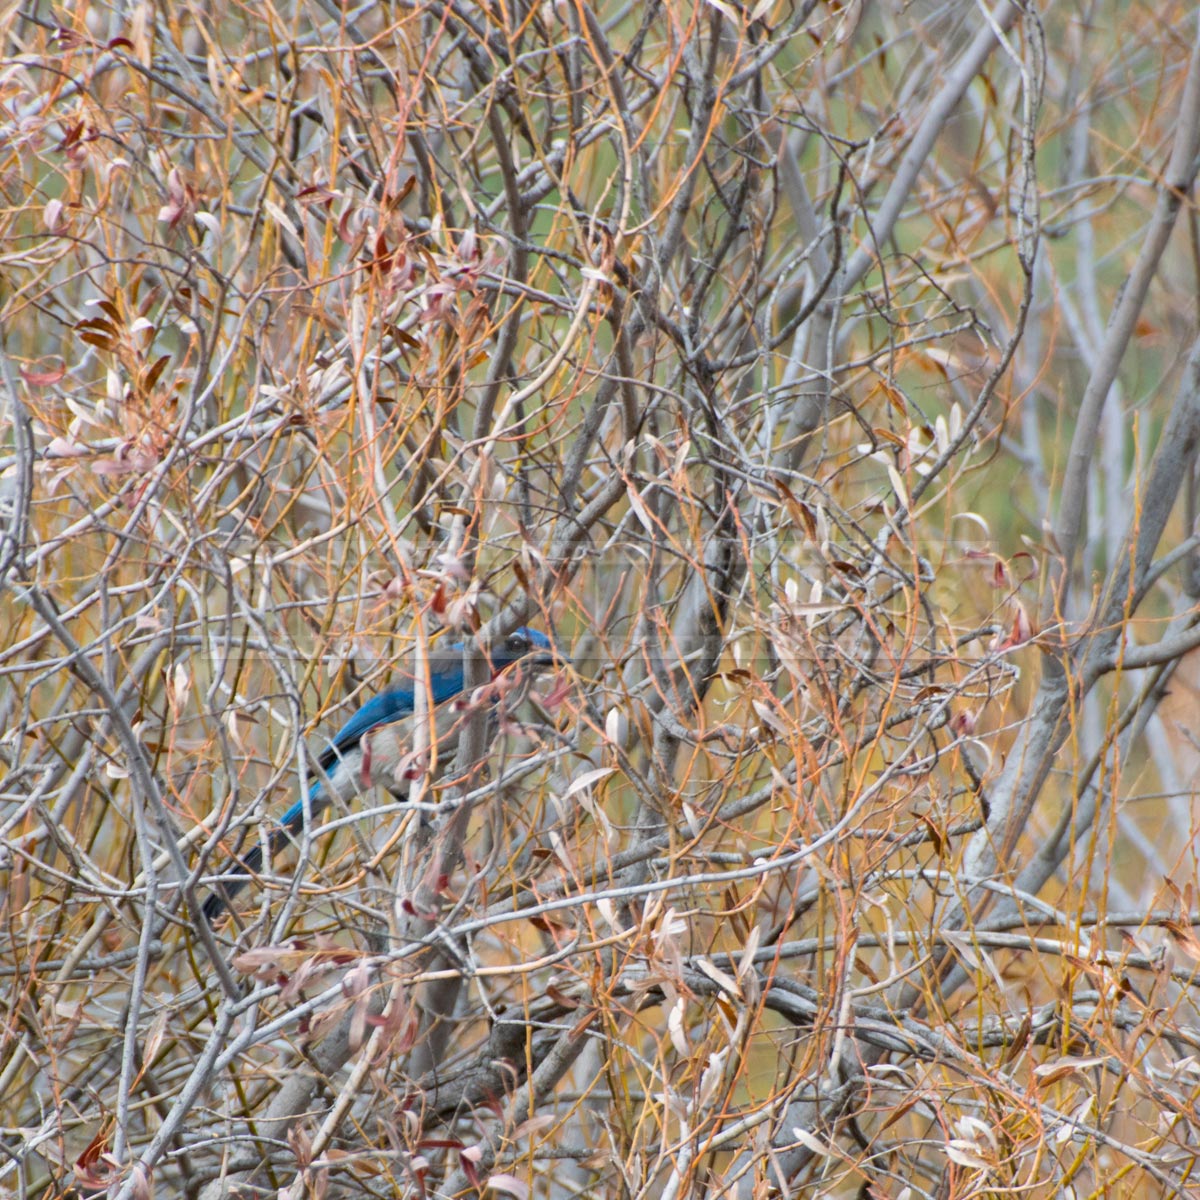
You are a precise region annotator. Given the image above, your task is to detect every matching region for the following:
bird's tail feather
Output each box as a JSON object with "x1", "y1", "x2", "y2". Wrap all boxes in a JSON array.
[
  {"x1": 200, "y1": 787, "x2": 320, "y2": 921},
  {"x1": 201, "y1": 838, "x2": 268, "y2": 921}
]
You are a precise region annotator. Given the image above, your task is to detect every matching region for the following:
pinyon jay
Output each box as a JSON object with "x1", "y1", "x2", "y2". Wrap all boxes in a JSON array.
[{"x1": 202, "y1": 627, "x2": 556, "y2": 919}]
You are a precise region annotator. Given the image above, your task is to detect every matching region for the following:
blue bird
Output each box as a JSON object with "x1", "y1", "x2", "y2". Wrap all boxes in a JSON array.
[{"x1": 202, "y1": 627, "x2": 556, "y2": 919}]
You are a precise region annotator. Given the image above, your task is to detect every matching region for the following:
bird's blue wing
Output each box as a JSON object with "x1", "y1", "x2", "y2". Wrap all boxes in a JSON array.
[
  {"x1": 267, "y1": 689, "x2": 424, "y2": 835},
  {"x1": 316, "y1": 688, "x2": 417, "y2": 771},
  {"x1": 315, "y1": 661, "x2": 468, "y2": 770}
]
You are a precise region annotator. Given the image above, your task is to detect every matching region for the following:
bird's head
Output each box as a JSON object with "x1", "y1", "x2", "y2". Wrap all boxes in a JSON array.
[{"x1": 487, "y1": 626, "x2": 558, "y2": 672}]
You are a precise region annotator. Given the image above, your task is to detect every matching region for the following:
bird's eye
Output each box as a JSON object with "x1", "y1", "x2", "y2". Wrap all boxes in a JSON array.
[{"x1": 506, "y1": 633, "x2": 529, "y2": 654}]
